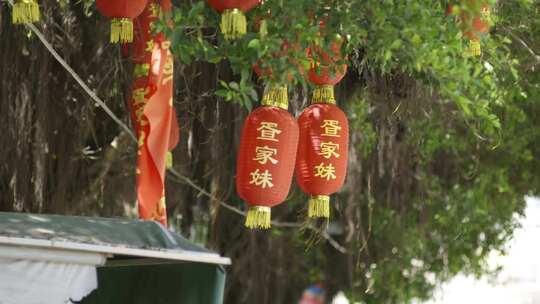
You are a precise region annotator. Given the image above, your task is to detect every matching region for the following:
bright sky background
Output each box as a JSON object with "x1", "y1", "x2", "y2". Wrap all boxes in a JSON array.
[{"x1": 425, "y1": 197, "x2": 540, "y2": 304}]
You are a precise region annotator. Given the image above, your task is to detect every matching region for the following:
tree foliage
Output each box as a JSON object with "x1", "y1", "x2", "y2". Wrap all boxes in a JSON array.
[{"x1": 166, "y1": 0, "x2": 540, "y2": 302}]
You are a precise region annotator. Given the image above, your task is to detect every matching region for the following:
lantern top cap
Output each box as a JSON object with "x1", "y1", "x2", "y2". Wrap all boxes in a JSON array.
[
  {"x1": 261, "y1": 85, "x2": 289, "y2": 110},
  {"x1": 312, "y1": 85, "x2": 336, "y2": 105}
]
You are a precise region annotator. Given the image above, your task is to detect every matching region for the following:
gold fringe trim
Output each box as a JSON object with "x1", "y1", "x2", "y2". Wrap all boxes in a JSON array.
[
  {"x1": 308, "y1": 195, "x2": 330, "y2": 218},
  {"x1": 133, "y1": 64, "x2": 150, "y2": 79},
  {"x1": 261, "y1": 85, "x2": 288, "y2": 110},
  {"x1": 111, "y1": 18, "x2": 134, "y2": 44},
  {"x1": 481, "y1": 6, "x2": 491, "y2": 21},
  {"x1": 12, "y1": 0, "x2": 40, "y2": 24},
  {"x1": 166, "y1": 152, "x2": 173, "y2": 169},
  {"x1": 220, "y1": 9, "x2": 247, "y2": 40},
  {"x1": 245, "y1": 206, "x2": 271, "y2": 229},
  {"x1": 465, "y1": 40, "x2": 481, "y2": 57},
  {"x1": 259, "y1": 19, "x2": 268, "y2": 40},
  {"x1": 312, "y1": 85, "x2": 336, "y2": 104}
]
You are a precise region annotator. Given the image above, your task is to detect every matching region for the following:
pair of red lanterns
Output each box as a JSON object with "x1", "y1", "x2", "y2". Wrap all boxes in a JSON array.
[{"x1": 237, "y1": 37, "x2": 349, "y2": 229}]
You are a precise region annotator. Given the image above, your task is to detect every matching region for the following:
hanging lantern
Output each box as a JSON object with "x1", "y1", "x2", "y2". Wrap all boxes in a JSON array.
[
  {"x1": 307, "y1": 36, "x2": 348, "y2": 104},
  {"x1": 12, "y1": 0, "x2": 40, "y2": 24},
  {"x1": 96, "y1": 0, "x2": 148, "y2": 43},
  {"x1": 236, "y1": 99, "x2": 299, "y2": 229},
  {"x1": 207, "y1": 0, "x2": 260, "y2": 40},
  {"x1": 297, "y1": 29, "x2": 349, "y2": 219},
  {"x1": 464, "y1": 3, "x2": 490, "y2": 56},
  {"x1": 295, "y1": 101, "x2": 349, "y2": 218},
  {"x1": 254, "y1": 39, "x2": 306, "y2": 82},
  {"x1": 448, "y1": 1, "x2": 491, "y2": 56}
]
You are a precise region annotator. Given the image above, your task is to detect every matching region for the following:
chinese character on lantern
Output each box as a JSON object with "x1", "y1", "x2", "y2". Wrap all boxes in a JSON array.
[
  {"x1": 257, "y1": 122, "x2": 282, "y2": 142},
  {"x1": 253, "y1": 146, "x2": 279, "y2": 165},
  {"x1": 318, "y1": 142, "x2": 340, "y2": 159},
  {"x1": 321, "y1": 120, "x2": 342, "y2": 137},
  {"x1": 314, "y1": 163, "x2": 337, "y2": 181},
  {"x1": 249, "y1": 169, "x2": 275, "y2": 189}
]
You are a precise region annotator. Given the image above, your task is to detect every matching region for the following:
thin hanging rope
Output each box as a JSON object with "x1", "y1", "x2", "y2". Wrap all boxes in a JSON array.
[
  {"x1": 6, "y1": 0, "x2": 137, "y2": 142},
  {"x1": 167, "y1": 169, "x2": 301, "y2": 228},
  {"x1": 4, "y1": 0, "x2": 257, "y2": 222},
  {"x1": 167, "y1": 169, "x2": 346, "y2": 252}
]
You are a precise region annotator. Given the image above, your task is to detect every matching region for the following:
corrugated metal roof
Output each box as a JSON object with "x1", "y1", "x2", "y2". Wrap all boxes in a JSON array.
[{"x1": 0, "y1": 212, "x2": 231, "y2": 265}]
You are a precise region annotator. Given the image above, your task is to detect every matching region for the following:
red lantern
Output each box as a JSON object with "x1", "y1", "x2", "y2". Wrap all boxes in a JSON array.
[
  {"x1": 207, "y1": 0, "x2": 260, "y2": 40},
  {"x1": 96, "y1": 0, "x2": 148, "y2": 43},
  {"x1": 308, "y1": 65, "x2": 348, "y2": 87},
  {"x1": 237, "y1": 102, "x2": 299, "y2": 229},
  {"x1": 254, "y1": 40, "x2": 306, "y2": 82},
  {"x1": 448, "y1": 1, "x2": 491, "y2": 56},
  {"x1": 464, "y1": 3, "x2": 490, "y2": 56},
  {"x1": 295, "y1": 102, "x2": 349, "y2": 218},
  {"x1": 12, "y1": 0, "x2": 40, "y2": 24},
  {"x1": 252, "y1": 38, "x2": 305, "y2": 120},
  {"x1": 307, "y1": 35, "x2": 348, "y2": 104}
]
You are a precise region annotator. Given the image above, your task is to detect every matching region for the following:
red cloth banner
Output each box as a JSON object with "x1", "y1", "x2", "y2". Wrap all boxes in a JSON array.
[{"x1": 127, "y1": 0, "x2": 179, "y2": 226}]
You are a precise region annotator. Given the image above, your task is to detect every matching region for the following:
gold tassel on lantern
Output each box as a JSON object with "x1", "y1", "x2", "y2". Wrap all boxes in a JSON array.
[
  {"x1": 465, "y1": 39, "x2": 481, "y2": 57},
  {"x1": 261, "y1": 85, "x2": 288, "y2": 110},
  {"x1": 12, "y1": 0, "x2": 40, "y2": 24},
  {"x1": 312, "y1": 85, "x2": 336, "y2": 104},
  {"x1": 245, "y1": 206, "x2": 271, "y2": 229},
  {"x1": 220, "y1": 8, "x2": 247, "y2": 40},
  {"x1": 110, "y1": 18, "x2": 134, "y2": 43},
  {"x1": 308, "y1": 195, "x2": 330, "y2": 218}
]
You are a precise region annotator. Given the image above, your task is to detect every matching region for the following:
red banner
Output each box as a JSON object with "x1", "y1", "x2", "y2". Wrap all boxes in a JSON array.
[{"x1": 128, "y1": 0, "x2": 178, "y2": 226}]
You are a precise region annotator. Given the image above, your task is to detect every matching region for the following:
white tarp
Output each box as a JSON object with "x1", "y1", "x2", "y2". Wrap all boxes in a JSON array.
[{"x1": 0, "y1": 246, "x2": 106, "y2": 304}]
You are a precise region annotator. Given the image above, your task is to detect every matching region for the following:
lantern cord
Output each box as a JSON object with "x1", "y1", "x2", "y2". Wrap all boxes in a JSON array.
[
  {"x1": 5, "y1": 0, "x2": 137, "y2": 142},
  {"x1": 7, "y1": 0, "x2": 347, "y2": 253},
  {"x1": 167, "y1": 168, "x2": 347, "y2": 253},
  {"x1": 166, "y1": 169, "x2": 301, "y2": 228}
]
